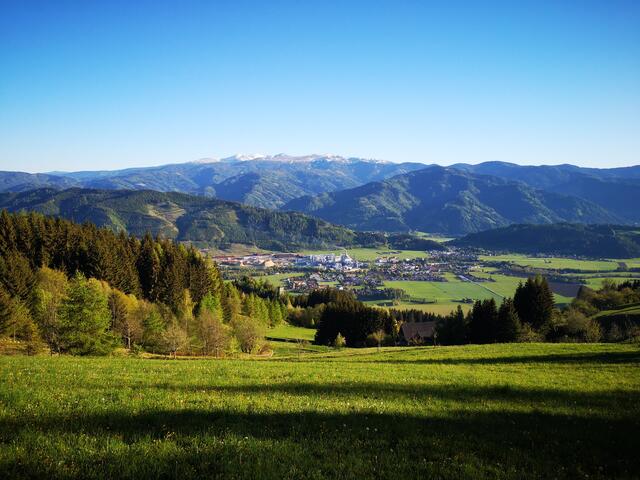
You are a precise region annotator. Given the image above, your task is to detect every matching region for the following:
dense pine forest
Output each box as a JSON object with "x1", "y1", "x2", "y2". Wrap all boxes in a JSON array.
[{"x1": 0, "y1": 210, "x2": 287, "y2": 356}]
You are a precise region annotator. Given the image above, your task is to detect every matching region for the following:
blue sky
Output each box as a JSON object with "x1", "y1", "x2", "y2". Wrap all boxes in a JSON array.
[{"x1": 1, "y1": 0, "x2": 638, "y2": 172}]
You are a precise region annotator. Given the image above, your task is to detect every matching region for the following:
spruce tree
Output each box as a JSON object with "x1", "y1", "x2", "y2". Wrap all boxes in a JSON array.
[
  {"x1": 496, "y1": 298, "x2": 521, "y2": 342},
  {"x1": 58, "y1": 273, "x2": 116, "y2": 355}
]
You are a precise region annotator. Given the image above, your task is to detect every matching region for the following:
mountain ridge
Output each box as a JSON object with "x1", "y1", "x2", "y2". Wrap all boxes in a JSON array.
[{"x1": 282, "y1": 166, "x2": 625, "y2": 234}]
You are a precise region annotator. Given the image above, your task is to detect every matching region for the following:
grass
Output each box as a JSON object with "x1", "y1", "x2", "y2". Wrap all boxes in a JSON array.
[
  {"x1": 365, "y1": 301, "x2": 474, "y2": 315},
  {"x1": 254, "y1": 272, "x2": 304, "y2": 287},
  {"x1": 480, "y1": 254, "x2": 620, "y2": 272},
  {"x1": 1, "y1": 343, "x2": 639, "y2": 479},
  {"x1": 381, "y1": 273, "x2": 571, "y2": 314},
  {"x1": 267, "y1": 324, "x2": 316, "y2": 341}
]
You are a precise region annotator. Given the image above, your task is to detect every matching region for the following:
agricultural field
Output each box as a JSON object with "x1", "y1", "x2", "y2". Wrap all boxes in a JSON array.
[
  {"x1": 414, "y1": 232, "x2": 455, "y2": 243},
  {"x1": 479, "y1": 254, "x2": 621, "y2": 272},
  {"x1": 381, "y1": 273, "x2": 573, "y2": 315},
  {"x1": 1, "y1": 343, "x2": 639, "y2": 479}
]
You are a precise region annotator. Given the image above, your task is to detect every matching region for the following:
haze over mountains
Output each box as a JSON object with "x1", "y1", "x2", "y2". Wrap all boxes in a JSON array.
[{"x1": 1, "y1": 155, "x2": 639, "y2": 236}]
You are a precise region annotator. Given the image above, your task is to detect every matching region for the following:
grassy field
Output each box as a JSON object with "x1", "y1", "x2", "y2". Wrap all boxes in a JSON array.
[
  {"x1": 253, "y1": 272, "x2": 304, "y2": 287},
  {"x1": 479, "y1": 254, "x2": 621, "y2": 272},
  {"x1": 267, "y1": 324, "x2": 316, "y2": 341},
  {"x1": 1, "y1": 343, "x2": 639, "y2": 479},
  {"x1": 381, "y1": 272, "x2": 572, "y2": 315}
]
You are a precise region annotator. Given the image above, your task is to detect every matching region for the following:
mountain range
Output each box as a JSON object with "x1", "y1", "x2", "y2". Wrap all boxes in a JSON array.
[
  {"x1": 282, "y1": 166, "x2": 626, "y2": 234},
  {"x1": 1, "y1": 156, "x2": 639, "y2": 235},
  {"x1": 1, "y1": 155, "x2": 425, "y2": 209}
]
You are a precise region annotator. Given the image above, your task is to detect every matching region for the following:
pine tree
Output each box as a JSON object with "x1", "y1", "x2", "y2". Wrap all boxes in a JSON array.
[
  {"x1": 57, "y1": 273, "x2": 116, "y2": 355},
  {"x1": 469, "y1": 298, "x2": 498, "y2": 344},
  {"x1": 496, "y1": 298, "x2": 521, "y2": 342},
  {"x1": 514, "y1": 276, "x2": 555, "y2": 330},
  {"x1": 136, "y1": 233, "x2": 161, "y2": 302}
]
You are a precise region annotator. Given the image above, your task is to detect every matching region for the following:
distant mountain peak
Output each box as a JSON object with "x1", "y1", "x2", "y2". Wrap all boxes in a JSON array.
[{"x1": 213, "y1": 153, "x2": 392, "y2": 164}]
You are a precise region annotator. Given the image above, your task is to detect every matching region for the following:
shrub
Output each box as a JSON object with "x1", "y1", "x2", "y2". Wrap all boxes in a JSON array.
[
  {"x1": 232, "y1": 315, "x2": 265, "y2": 353},
  {"x1": 333, "y1": 333, "x2": 346, "y2": 349}
]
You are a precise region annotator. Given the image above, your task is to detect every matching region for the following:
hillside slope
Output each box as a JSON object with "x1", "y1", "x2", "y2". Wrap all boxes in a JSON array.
[
  {"x1": 453, "y1": 223, "x2": 640, "y2": 258},
  {"x1": 0, "y1": 188, "x2": 382, "y2": 251},
  {"x1": 282, "y1": 166, "x2": 620, "y2": 234},
  {"x1": 451, "y1": 162, "x2": 640, "y2": 222}
]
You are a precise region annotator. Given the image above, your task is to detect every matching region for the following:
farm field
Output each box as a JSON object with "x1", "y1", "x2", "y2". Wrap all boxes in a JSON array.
[
  {"x1": 366, "y1": 300, "x2": 474, "y2": 316},
  {"x1": 1, "y1": 343, "x2": 639, "y2": 479},
  {"x1": 479, "y1": 254, "x2": 621, "y2": 272},
  {"x1": 382, "y1": 273, "x2": 572, "y2": 314}
]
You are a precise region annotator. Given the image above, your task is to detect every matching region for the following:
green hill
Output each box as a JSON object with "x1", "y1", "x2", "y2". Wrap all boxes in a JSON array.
[
  {"x1": 283, "y1": 166, "x2": 620, "y2": 234},
  {"x1": 0, "y1": 188, "x2": 383, "y2": 251},
  {"x1": 453, "y1": 223, "x2": 640, "y2": 258}
]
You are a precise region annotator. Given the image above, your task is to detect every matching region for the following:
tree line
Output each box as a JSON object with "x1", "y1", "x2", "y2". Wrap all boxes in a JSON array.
[
  {"x1": 313, "y1": 275, "x2": 636, "y2": 347},
  {"x1": 0, "y1": 211, "x2": 288, "y2": 356}
]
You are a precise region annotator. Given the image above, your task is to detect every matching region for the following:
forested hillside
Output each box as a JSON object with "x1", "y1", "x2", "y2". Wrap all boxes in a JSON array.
[
  {"x1": 0, "y1": 211, "x2": 288, "y2": 356},
  {"x1": 0, "y1": 188, "x2": 381, "y2": 251},
  {"x1": 453, "y1": 224, "x2": 640, "y2": 258},
  {"x1": 452, "y1": 161, "x2": 640, "y2": 222},
  {"x1": 283, "y1": 166, "x2": 619, "y2": 234}
]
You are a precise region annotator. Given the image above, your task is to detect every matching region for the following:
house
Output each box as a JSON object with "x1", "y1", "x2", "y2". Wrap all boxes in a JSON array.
[
  {"x1": 399, "y1": 321, "x2": 437, "y2": 345},
  {"x1": 257, "y1": 259, "x2": 276, "y2": 269}
]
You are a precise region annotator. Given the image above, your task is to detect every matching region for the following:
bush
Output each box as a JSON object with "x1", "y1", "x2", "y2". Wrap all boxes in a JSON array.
[
  {"x1": 333, "y1": 333, "x2": 346, "y2": 349},
  {"x1": 232, "y1": 315, "x2": 265, "y2": 353},
  {"x1": 517, "y1": 323, "x2": 543, "y2": 342}
]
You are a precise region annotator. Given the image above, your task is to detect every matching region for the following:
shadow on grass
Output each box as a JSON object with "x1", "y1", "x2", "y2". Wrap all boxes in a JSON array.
[
  {"x1": 286, "y1": 349, "x2": 640, "y2": 366},
  {"x1": 1, "y1": 406, "x2": 638, "y2": 479}
]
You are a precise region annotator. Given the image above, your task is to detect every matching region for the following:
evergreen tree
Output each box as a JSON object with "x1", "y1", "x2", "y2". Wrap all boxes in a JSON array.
[
  {"x1": 496, "y1": 298, "x2": 521, "y2": 342},
  {"x1": 57, "y1": 273, "x2": 117, "y2": 355},
  {"x1": 469, "y1": 298, "x2": 498, "y2": 344},
  {"x1": 514, "y1": 276, "x2": 555, "y2": 330},
  {"x1": 136, "y1": 233, "x2": 161, "y2": 301},
  {"x1": 435, "y1": 305, "x2": 468, "y2": 345}
]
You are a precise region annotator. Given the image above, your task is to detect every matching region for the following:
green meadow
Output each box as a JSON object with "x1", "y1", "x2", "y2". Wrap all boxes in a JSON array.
[
  {"x1": 479, "y1": 254, "x2": 621, "y2": 272},
  {"x1": 381, "y1": 272, "x2": 572, "y2": 315},
  {"x1": 1, "y1": 343, "x2": 639, "y2": 479}
]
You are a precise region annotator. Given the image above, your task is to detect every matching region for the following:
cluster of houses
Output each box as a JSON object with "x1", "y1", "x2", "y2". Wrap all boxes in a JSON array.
[{"x1": 295, "y1": 252, "x2": 361, "y2": 271}]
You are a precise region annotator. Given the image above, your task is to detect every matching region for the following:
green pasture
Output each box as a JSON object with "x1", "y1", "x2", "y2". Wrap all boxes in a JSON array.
[
  {"x1": 267, "y1": 324, "x2": 316, "y2": 341},
  {"x1": 1, "y1": 343, "x2": 639, "y2": 479},
  {"x1": 414, "y1": 232, "x2": 455, "y2": 243},
  {"x1": 479, "y1": 254, "x2": 620, "y2": 272}
]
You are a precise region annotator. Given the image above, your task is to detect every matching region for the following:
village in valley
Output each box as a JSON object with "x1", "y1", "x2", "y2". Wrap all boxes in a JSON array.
[
  {"x1": 212, "y1": 247, "x2": 512, "y2": 308},
  {"x1": 210, "y1": 246, "x2": 640, "y2": 315}
]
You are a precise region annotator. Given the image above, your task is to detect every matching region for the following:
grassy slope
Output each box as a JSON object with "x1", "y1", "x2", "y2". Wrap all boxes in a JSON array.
[
  {"x1": 479, "y1": 254, "x2": 620, "y2": 271},
  {"x1": 1, "y1": 343, "x2": 639, "y2": 479}
]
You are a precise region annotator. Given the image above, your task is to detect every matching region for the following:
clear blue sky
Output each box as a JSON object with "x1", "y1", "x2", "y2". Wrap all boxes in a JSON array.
[{"x1": 1, "y1": 0, "x2": 638, "y2": 172}]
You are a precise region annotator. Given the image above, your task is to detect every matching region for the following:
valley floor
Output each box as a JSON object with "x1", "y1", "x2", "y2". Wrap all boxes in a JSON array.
[{"x1": 1, "y1": 343, "x2": 639, "y2": 479}]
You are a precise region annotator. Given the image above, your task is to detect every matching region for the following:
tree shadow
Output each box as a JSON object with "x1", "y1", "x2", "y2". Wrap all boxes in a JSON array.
[
  {"x1": 2, "y1": 380, "x2": 639, "y2": 479},
  {"x1": 139, "y1": 381, "x2": 640, "y2": 414},
  {"x1": 286, "y1": 349, "x2": 640, "y2": 366}
]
